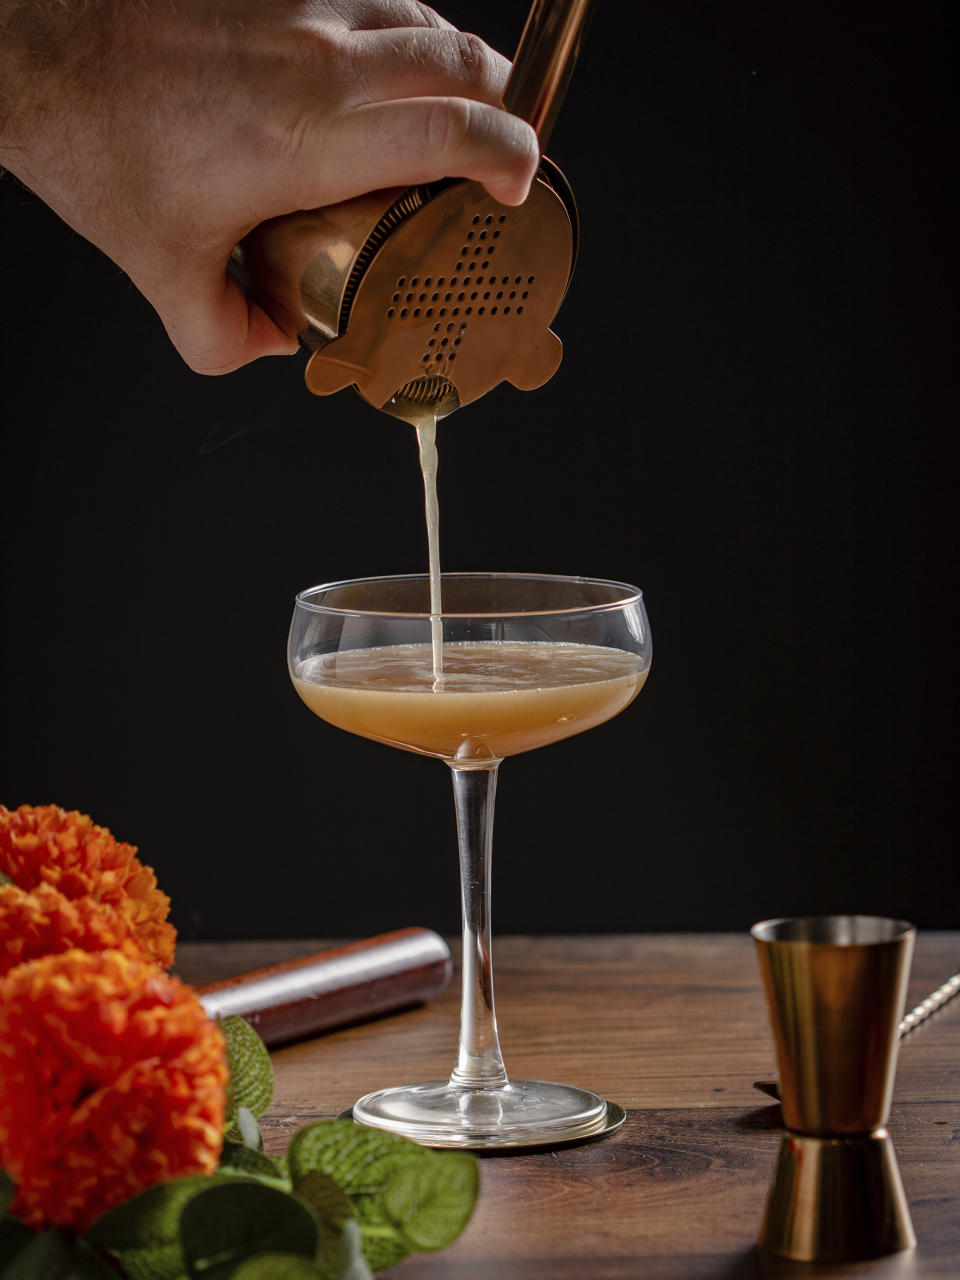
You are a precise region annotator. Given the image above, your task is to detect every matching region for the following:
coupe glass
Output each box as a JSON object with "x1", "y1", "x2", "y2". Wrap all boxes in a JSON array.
[{"x1": 288, "y1": 572, "x2": 651, "y2": 1148}]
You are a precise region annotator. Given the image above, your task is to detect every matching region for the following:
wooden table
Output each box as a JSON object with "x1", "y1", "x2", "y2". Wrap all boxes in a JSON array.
[{"x1": 176, "y1": 934, "x2": 960, "y2": 1278}]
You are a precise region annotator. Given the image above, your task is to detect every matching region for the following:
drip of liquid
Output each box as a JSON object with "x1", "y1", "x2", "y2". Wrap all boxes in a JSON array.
[{"x1": 415, "y1": 416, "x2": 444, "y2": 682}]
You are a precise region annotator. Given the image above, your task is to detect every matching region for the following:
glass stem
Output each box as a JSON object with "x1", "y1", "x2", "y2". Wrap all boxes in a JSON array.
[{"x1": 448, "y1": 762, "x2": 509, "y2": 1090}]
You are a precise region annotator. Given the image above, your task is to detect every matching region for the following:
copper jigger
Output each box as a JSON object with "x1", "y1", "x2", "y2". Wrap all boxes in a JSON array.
[{"x1": 751, "y1": 915, "x2": 917, "y2": 1262}]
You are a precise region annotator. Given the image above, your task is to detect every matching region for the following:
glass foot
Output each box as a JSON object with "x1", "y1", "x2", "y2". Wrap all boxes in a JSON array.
[{"x1": 352, "y1": 1079, "x2": 616, "y2": 1149}]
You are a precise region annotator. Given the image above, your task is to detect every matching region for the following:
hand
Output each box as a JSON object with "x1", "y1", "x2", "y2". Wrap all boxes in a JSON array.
[{"x1": 0, "y1": 0, "x2": 539, "y2": 373}]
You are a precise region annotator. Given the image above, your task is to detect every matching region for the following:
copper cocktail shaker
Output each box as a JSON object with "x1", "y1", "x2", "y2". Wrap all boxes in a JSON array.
[
  {"x1": 231, "y1": 0, "x2": 596, "y2": 424},
  {"x1": 752, "y1": 915, "x2": 917, "y2": 1262}
]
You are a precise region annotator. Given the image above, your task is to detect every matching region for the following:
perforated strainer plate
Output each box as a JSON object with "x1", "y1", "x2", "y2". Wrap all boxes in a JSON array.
[{"x1": 304, "y1": 175, "x2": 574, "y2": 418}]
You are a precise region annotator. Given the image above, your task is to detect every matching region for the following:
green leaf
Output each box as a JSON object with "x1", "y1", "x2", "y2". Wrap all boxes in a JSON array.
[
  {"x1": 0, "y1": 1217, "x2": 33, "y2": 1273},
  {"x1": 0, "y1": 1170, "x2": 14, "y2": 1217},
  {"x1": 287, "y1": 1122, "x2": 424, "y2": 1195},
  {"x1": 227, "y1": 1256, "x2": 324, "y2": 1280},
  {"x1": 0, "y1": 1227, "x2": 116, "y2": 1279},
  {"x1": 286, "y1": 1120, "x2": 424, "y2": 1271},
  {"x1": 285, "y1": 1120, "x2": 478, "y2": 1272},
  {"x1": 87, "y1": 1173, "x2": 241, "y2": 1280},
  {"x1": 180, "y1": 1181, "x2": 317, "y2": 1280},
  {"x1": 383, "y1": 1150, "x2": 478, "y2": 1251},
  {"x1": 221, "y1": 1018, "x2": 273, "y2": 1130},
  {"x1": 219, "y1": 1143, "x2": 289, "y2": 1190},
  {"x1": 0, "y1": 870, "x2": 14, "y2": 886}
]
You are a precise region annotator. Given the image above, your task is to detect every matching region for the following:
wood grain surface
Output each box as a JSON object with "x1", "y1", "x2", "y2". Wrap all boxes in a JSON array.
[{"x1": 176, "y1": 933, "x2": 960, "y2": 1278}]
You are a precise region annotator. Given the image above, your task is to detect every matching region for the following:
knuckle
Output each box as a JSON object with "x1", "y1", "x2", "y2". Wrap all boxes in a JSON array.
[
  {"x1": 412, "y1": 2, "x2": 446, "y2": 30},
  {"x1": 451, "y1": 31, "x2": 497, "y2": 94},
  {"x1": 297, "y1": 22, "x2": 352, "y2": 82}
]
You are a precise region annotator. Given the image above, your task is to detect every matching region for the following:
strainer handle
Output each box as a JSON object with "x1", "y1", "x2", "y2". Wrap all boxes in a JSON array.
[{"x1": 501, "y1": 0, "x2": 598, "y2": 151}]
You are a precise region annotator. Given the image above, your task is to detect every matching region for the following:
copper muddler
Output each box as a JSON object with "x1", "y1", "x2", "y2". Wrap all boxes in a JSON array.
[{"x1": 196, "y1": 927, "x2": 452, "y2": 1046}]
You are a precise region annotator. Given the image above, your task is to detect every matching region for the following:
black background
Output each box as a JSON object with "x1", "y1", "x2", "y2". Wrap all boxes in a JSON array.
[{"x1": 1, "y1": 1, "x2": 955, "y2": 942}]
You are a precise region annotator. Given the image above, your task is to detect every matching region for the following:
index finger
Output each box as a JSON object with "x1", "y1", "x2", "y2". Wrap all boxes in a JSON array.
[
  {"x1": 344, "y1": 27, "x2": 511, "y2": 108},
  {"x1": 329, "y1": 0, "x2": 455, "y2": 33}
]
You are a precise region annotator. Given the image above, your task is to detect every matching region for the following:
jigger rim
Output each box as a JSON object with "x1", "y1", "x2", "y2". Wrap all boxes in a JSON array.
[{"x1": 751, "y1": 915, "x2": 915, "y2": 946}]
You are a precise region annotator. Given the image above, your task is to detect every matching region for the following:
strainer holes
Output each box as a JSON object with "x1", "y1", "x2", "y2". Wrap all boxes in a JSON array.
[
  {"x1": 475, "y1": 276, "x2": 483, "y2": 284},
  {"x1": 493, "y1": 230, "x2": 501, "y2": 239},
  {"x1": 521, "y1": 291, "x2": 529, "y2": 300},
  {"x1": 421, "y1": 353, "x2": 430, "y2": 363},
  {"x1": 439, "y1": 307, "x2": 446, "y2": 316},
  {"x1": 446, "y1": 323, "x2": 454, "y2": 331},
  {"x1": 478, "y1": 306, "x2": 485, "y2": 315},
  {"x1": 479, "y1": 230, "x2": 488, "y2": 240},
  {"x1": 465, "y1": 307, "x2": 473, "y2": 314},
  {"x1": 400, "y1": 308, "x2": 408, "y2": 317},
  {"x1": 449, "y1": 351, "x2": 456, "y2": 360},
  {"x1": 413, "y1": 308, "x2": 421, "y2": 317},
  {"x1": 472, "y1": 215, "x2": 480, "y2": 225},
  {"x1": 418, "y1": 293, "x2": 427, "y2": 302},
  {"x1": 440, "y1": 337, "x2": 449, "y2": 346},
  {"x1": 457, "y1": 292, "x2": 465, "y2": 301},
  {"x1": 473, "y1": 247, "x2": 482, "y2": 256},
  {"x1": 491, "y1": 306, "x2": 498, "y2": 315},
  {"x1": 471, "y1": 292, "x2": 478, "y2": 300},
  {"x1": 466, "y1": 230, "x2": 475, "y2": 240},
  {"x1": 528, "y1": 276, "x2": 535, "y2": 283},
  {"x1": 426, "y1": 307, "x2": 434, "y2": 317},
  {"x1": 484, "y1": 215, "x2": 493, "y2": 225},
  {"x1": 444, "y1": 293, "x2": 452, "y2": 302},
  {"x1": 386, "y1": 307, "x2": 395, "y2": 318},
  {"x1": 515, "y1": 275, "x2": 522, "y2": 284},
  {"x1": 483, "y1": 291, "x2": 491, "y2": 300},
  {"x1": 428, "y1": 338, "x2": 436, "y2": 346},
  {"x1": 452, "y1": 307, "x2": 459, "y2": 316},
  {"x1": 516, "y1": 305, "x2": 524, "y2": 314},
  {"x1": 509, "y1": 291, "x2": 516, "y2": 299},
  {"x1": 405, "y1": 293, "x2": 413, "y2": 302},
  {"x1": 431, "y1": 293, "x2": 440, "y2": 302},
  {"x1": 411, "y1": 277, "x2": 419, "y2": 286},
  {"x1": 424, "y1": 277, "x2": 432, "y2": 286},
  {"x1": 503, "y1": 306, "x2": 510, "y2": 315},
  {"x1": 392, "y1": 293, "x2": 400, "y2": 302},
  {"x1": 496, "y1": 291, "x2": 503, "y2": 300},
  {"x1": 454, "y1": 336, "x2": 462, "y2": 345},
  {"x1": 481, "y1": 260, "x2": 490, "y2": 269},
  {"x1": 433, "y1": 322, "x2": 442, "y2": 332},
  {"x1": 450, "y1": 277, "x2": 458, "y2": 286},
  {"x1": 397, "y1": 276, "x2": 406, "y2": 287},
  {"x1": 498, "y1": 214, "x2": 506, "y2": 223}
]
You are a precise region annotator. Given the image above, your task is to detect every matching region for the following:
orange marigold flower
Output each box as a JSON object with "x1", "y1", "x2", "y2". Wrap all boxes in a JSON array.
[
  {"x1": 0, "y1": 949, "x2": 228, "y2": 1232},
  {"x1": 0, "y1": 882, "x2": 163, "y2": 977},
  {"x1": 0, "y1": 804, "x2": 175, "y2": 969}
]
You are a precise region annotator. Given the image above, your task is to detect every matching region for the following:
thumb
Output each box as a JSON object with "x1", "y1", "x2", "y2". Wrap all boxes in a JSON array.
[{"x1": 147, "y1": 266, "x2": 299, "y2": 374}]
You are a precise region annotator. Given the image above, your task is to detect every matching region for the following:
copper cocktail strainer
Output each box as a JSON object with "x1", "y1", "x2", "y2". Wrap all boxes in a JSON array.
[{"x1": 231, "y1": 0, "x2": 596, "y2": 424}]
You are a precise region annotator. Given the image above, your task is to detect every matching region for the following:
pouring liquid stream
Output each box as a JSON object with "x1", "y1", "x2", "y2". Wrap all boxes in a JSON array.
[{"x1": 415, "y1": 416, "x2": 444, "y2": 685}]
